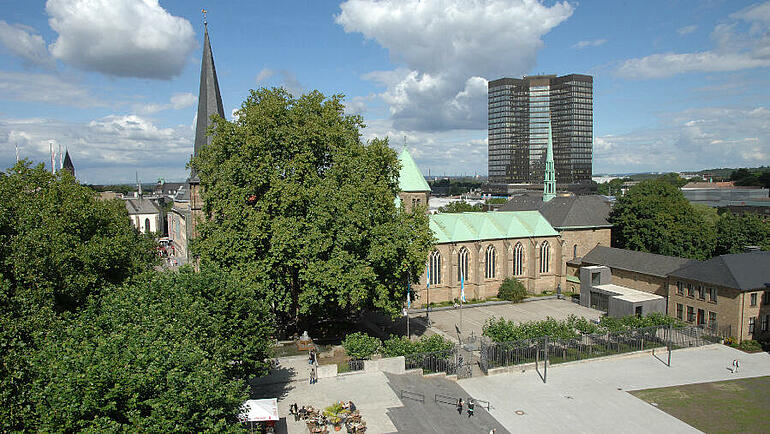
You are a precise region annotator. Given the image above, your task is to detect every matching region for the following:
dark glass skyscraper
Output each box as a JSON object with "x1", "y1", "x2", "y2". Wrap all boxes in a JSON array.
[{"x1": 488, "y1": 74, "x2": 593, "y2": 185}]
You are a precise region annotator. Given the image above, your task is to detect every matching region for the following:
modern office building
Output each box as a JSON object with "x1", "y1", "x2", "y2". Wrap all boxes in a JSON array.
[{"x1": 488, "y1": 74, "x2": 593, "y2": 185}]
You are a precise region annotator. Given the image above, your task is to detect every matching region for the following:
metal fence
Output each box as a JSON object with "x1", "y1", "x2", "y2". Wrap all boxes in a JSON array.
[
  {"x1": 479, "y1": 324, "x2": 728, "y2": 374},
  {"x1": 347, "y1": 359, "x2": 365, "y2": 372},
  {"x1": 404, "y1": 347, "x2": 458, "y2": 375}
]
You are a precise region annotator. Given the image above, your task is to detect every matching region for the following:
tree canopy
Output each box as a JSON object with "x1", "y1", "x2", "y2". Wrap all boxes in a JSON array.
[
  {"x1": 0, "y1": 161, "x2": 158, "y2": 430},
  {"x1": 714, "y1": 213, "x2": 770, "y2": 255},
  {"x1": 191, "y1": 88, "x2": 434, "y2": 326},
  {"x1": 437, "y1": 200, "x2": 484, "y2": 213},
  {"x1": 609, "y1": 180, "x2": 715, "y2": 260}
]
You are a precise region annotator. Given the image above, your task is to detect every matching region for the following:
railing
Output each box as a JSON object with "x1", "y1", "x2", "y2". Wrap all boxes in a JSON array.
[
  {"x1": 479, "y1": 324, "x2": 726, "y2": 373},
  {"x1": 404, "y1": 347, "x2": 458, "y2": 375},
  {"x1": 400, "y1": 389, "x2": 424, "y2": 403},
  {"x1": 347, "y1": 359, "x2": 365, "y2": 372}
]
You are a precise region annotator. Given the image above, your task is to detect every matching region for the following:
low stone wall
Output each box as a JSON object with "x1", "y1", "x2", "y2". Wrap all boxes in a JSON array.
[
  {"x1": 316, "y1": 363, "x2": 338, "y2": 378},
  {"x1": 364, "y1": 356, "x2": 406, "y2": 374}
]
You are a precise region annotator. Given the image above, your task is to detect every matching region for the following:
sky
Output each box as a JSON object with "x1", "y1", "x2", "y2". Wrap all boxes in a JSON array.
[{"x1": 0, "y1": 0, "x2": 769, "y2": 184}]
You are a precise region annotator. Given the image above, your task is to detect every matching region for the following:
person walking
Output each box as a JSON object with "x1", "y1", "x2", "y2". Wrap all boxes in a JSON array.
[
  {"x1": 467, "y1": 399, "x2": 475, "y2": 418},
  {"x1": 456, "y1": 398, "x2": 464, "y2": 415}
]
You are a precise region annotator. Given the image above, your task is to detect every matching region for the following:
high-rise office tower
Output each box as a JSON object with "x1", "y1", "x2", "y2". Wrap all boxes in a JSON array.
[{"x1": 488, "y1": 74, "x2": 593, "y2": 185}]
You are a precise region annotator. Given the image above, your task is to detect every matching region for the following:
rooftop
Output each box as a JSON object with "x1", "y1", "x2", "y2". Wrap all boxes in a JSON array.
[
  {"x1": 398, "y1": 148, "x2": 431, "y2": 192},
  {"x1": 670, "y1": 250, "x2": 770, "y2": 291},
  {"x1": 580, "y1": 246, "x2": 694, "y2": 278},
  {"x1": 430, "y1": 211, "x2": 558, "y2": 243},
  {"x1": 124, "y1": 198, "x2": 160, "y2": 215},
  {"x1": 498, "y1": 194, "x2": 612, "y2": 228},
  {"x1": 593, "y1": 283, "x2": 664, "y2": 303}
]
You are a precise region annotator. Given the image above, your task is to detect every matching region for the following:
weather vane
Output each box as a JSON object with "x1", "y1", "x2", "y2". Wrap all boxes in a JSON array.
[{"x1": 202, "y1": 8, "x2": 207, "y2": 26}]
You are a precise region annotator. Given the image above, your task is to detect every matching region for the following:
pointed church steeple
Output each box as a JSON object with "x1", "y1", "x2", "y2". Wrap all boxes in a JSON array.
[
  {"x1": 189, "y1": 22, "x2": 225, "y2": 181},
  {"x1": 543, "y1": 121, "x2": 556, "y2": 202},
  {"x1": 62, "y1": 149, "x2": 74, "y2": 177}
]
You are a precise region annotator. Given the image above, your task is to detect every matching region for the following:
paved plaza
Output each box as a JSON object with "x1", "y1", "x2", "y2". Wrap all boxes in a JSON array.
[
  {"x1": 412, "y1": 298, "x2": 604, "y2": 343},
  {"x1": 459, "y1": 344, "x2": 770, "y2": 433}
]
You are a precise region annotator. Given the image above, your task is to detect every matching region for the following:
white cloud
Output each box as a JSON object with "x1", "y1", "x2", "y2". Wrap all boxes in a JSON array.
[
  {"x1": 0, "y1": 114, "x2": 193, "y2": 183},
  {"x1": 0, "y1": 20, "x2": 55, "y2": 68},
  {"x1": 0, "y1": 70, "x2": 102, "y2": 107},
  {"x1": 677, "y1": 25, "x2": 698, "y2": 35},
  {"x1": 336, "y1": 0, "x2": 574, "y2": 131},
  {"x1": 595, "y1": 106, "x2": 770, "y2": 173},
  {"x1": 572, "y1": 38, "x2": 607, "y2": 49},
  {"x1": 618, "y1": 2, "x2": 770, "y2": 79},
  {"x1": 254, "y1": 68, "x2": 305, "y2": 97},
  {"x1": 46, "y1": 0, "x2": 196, "y2": 79},
  {"x1": 135, "y1": 92, "x2": 197, "y2": 114}
]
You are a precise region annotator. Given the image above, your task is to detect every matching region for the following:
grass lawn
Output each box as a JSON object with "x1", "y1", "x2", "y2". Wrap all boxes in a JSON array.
[{"x1": 630, "y1": 376, "x2": 770, "y2": 434}]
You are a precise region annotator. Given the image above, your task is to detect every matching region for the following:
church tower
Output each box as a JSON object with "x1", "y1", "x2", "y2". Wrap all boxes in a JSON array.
[
  {"x1": 543, "y1": 121, "x2": 556, "y2": 202},
  {"x1": 188, "y1": 19, "x2": 225, "y2": 237},
  {"x1": 62, "y1": 149, "x2": 75, "y2": 177}
]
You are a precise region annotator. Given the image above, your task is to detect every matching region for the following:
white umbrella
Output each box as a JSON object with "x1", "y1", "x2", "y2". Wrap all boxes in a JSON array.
[{"x1": 239, "y1": 399, "x2": 279, "y2": 422}]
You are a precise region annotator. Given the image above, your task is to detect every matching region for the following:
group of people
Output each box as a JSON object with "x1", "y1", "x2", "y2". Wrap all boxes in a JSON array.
[{"x1": 456, "y1": 398, "x2": 475, "y2": 418}]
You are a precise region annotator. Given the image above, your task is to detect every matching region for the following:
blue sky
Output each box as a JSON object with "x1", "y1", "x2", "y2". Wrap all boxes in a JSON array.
[{"x1": 1, "y1": 0, "x2": 769, "y2": 183}]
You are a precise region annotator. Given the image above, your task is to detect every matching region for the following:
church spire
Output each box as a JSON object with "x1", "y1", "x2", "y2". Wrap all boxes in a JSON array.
[
  {"x1": 189, "y1": 19, "x2": 225, "y2": 181},
  {"x1": 543, "y1": 120, "x2": 556, "y2": 202}
]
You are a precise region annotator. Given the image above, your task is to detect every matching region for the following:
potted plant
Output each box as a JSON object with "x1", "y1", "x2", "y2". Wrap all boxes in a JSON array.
[{"x1": 323, "y1": 403, "x2": 349, "y2": 431}]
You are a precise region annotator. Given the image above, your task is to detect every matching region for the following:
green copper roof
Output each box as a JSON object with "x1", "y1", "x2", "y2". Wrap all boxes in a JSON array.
[
  {"x1": 430, "y1": 211, "x2": 559, "y2": 243},
  {"x1": 398, "y1": 148, "x2": 431, "y2": 192}
]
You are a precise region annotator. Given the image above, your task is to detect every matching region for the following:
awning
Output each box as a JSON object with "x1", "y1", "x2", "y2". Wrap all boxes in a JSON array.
[
  {"x1": 566, "y1": 275, "x2": 581, "y2": 284},
  {"x1": 239, "y1": 398, "x2": 279, "y2": 422}
]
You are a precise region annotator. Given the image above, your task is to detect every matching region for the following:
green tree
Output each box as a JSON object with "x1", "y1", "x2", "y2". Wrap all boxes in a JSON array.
[
  {"x1": 497, "y1": 277, "x2": 528, "y2": 302},
  {"x1": 0, "y1": 161, "x2": 157, "y2": 431},
  {"x1": 29, "y1": 268, "x2": 271, "y2": 431},
  {"x1": 191, "y1": 88, "x2": 434, "y2": 326},
  {"x1": 656, "y1": 172, "x2": 689, "y2": 188},
  {"x1": 714, "y1": 213, "x2": 770, "y2": 255},
  {"x1": 437, "y1": 200, "x2": 483, "y2": 213},
  {"x1": 609, "y1": 180, "x2": 715, "y2": 260}
]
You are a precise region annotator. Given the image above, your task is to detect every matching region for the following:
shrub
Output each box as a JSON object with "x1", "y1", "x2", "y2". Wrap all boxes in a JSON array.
[
  {"x1": 416, "y1": 334, "x2": 454, "y2": 353},
  {"x1": 381, "y1": 336, "x2": 419, "y2": 357},
  {"x1": 497, "y1": 278, "x2": 528, "y2": 302},
  {"x1": 342, "y1": 332, "x2": 381, "y2": 360},
  {"x1": 736, "y1": 340, "x2": 762, "y2": 353}
]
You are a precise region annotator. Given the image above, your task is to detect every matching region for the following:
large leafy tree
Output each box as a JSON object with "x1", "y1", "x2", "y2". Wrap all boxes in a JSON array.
[
  {"x1": 30, "y1": 268, "x2": 273, "y2": 432},
  {"x1": 714, "y1": 213, "x2": 770, "y2": 255},
  {"x1": 191, "y1": 88, "x2": 433, "y2": 326},
  {"x1": 437, "y1": 200, "x2": 483, "y2": 213},
  {"x1": 609, "y1": 180, "x2": 715, "y2": 260},
  {"x1": 0, "y1": 161, "x2": 157, "y2": 430}
]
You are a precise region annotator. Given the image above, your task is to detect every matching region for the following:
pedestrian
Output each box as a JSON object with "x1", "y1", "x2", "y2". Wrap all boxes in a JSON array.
[
  {"x1": 734, "y1": 359, "x2": 740, "y2": 373},
  {"x1": 456, "y1": 398, "x2": 463, "y2": 415},
  {"x1": 309, "y1": 349, "x2": 314, "y2": 365},
  {"x1": 467, "y1": 399, "x2": 475, "y2": 418},
  {"x1": 489, "y1": 430, "x2": 496, "y2": 434}
]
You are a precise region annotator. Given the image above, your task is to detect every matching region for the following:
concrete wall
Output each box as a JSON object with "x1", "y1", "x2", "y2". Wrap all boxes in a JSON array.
[
  {"x1": 608, "y1": 297, "x2": 666, "y2": 318},
  {"x1": 316, "y1": 363, "x2": 337, "y2": 378},
  {"x1": 579, "y1": 266, "x2": 610, "y2": 308},
  {"x1": 364, "y1": 356, "x2": 406, "y2": 374}
]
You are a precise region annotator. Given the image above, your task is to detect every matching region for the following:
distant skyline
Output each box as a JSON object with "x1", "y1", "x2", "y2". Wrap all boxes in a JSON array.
[{"x1": 0, "y1": 0, "x2": 769, "y2": 184}]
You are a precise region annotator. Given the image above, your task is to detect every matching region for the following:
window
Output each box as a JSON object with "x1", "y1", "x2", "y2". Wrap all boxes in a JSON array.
[
  {"x1": 687, "y1": 283, "x2": 694, "y2": 297},
  {"x1": 144, "y1": 218, "x2": 151, "y2": 233},
  {"x1": 709, "y1": 311, "x2": 717, "y2": 327},
  {"x1": 764, "y1": 291, "x2": 770, "y2": 305},
  {"x1": 676, "y1": 303, "x2": 683, "y2": 320},
  {"x1": 676, "y1": 281, "x2": 683, "y2": 295},
  {"x1": 513, "y1": 242, "x2": 524, "y2": 276},
  {"x1": 429, "y1": 251, "x2": 442, "y2": 285},
  {"x1": 709, "y1": 287, "x2": 717, "y2": 303},
  {"x1": 697, "y1": 285, "x2": 705, "y2": 300},
  {"x1": 573, "y1": 244, "x2": 578, "y2": 260},
  {"x1": 687, "y1": 306, "x2": 694, "y2": 322},
  {"x1": 458, "y1": 247, "x2": 469, "y2": 282},
  {"x1": 485, "y1": 245, "x2": 496, "y2": 279},
  {"x1": 762, "y1": 315, "x2": 769, "y2": 332},
  {"x1": 749, "y1": 317, "x2": 755, "y2": 334},
  {"x1": 750, "y1": 293, "x2": 757, "y2": 306},
  {"x1": 697, "y1": 309, "x2": 705, "y2": 326},
  {"x1": 539, "y1": 241, "x2": 550, "y2": 273}
]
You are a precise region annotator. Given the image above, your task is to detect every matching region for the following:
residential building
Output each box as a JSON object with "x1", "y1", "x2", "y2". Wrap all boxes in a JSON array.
[
  {"x1": 488, "y1": 74, "x2": 593, "y2": 186},
  {"x1": 668, "y1": 251, "x2": 770, "y2": 341},
  {"x1": 125, "y1": 198, "x2": 161, "y2": 234},
  {"x1": 572, "y1": 246, "x2": 694, "y2": 298}
]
